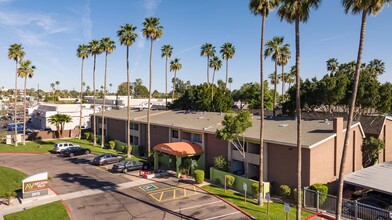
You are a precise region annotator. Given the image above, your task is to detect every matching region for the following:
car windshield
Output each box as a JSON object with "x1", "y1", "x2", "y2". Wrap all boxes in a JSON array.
[{"x1": 117, "y1": 161, "x2": 128, "y2": 166}]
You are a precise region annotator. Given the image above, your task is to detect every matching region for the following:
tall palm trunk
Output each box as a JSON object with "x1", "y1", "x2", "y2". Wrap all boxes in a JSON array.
[
  {"x1": 211, "y1": 70, "x2": 216, "y2": 101},
  {"x1": 336, "y1": 10, "x2": 367, "y2": 220},
  {"x1": 295, "y1": 14, "x2": 303, "y2": 220},
  {"x1": 225, "y1": 58, "x2": 229, "y2": 87},
  {"x1": 101, "y1": 52, "x2": 108, "y2": 148},
  {"x1": 93, "y1": 55, "x2": 97, "y2": 146},
  {"x1": 273, "y1": 61, "x2": 278, "y2": 117},
  {"x1": 165, "y1": 57, "x2": 168, "y2": 110},
  {"x1": 207, "y1": 55, "x2": 210, "y2": 85},
  {"x1": 127, "y1": 46, "x2": 131, "y2": 158},
  {"x1": 79, "y1": 58, "x2": 84, "y2": 140},
  {"x1": 281, "y1": 65, "x2": 285, "y2": 103},
  {"x1": 14, "y1": 60, "x2": 18, "y2": 146},
  {"x1": 172, "y1": 71, "x2": 177, "y2": 100},
  {"x1": 258, "y1": 12, "x2": 266, "y2": 207},
  {"x1": 147, "y1": 39, "x2": 153, "y2": 157},
  {"x1": 22, "y1": 76, "x2": 27, "y2": 145}
]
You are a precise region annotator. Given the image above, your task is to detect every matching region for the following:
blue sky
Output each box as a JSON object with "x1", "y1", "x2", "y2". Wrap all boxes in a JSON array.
[{"x1": 0, "y1": 0, "x2": 391, "y2": 93}]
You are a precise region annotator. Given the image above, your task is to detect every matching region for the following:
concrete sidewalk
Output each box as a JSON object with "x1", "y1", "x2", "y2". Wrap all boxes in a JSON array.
[{"x1": 0, "y1": 178, "x2": 154, "y2": 218}]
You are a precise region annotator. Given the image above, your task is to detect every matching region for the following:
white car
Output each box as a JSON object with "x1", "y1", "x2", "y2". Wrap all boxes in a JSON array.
[{"x1": 53, "y1": 142, "x2": 80, "y2": 153}]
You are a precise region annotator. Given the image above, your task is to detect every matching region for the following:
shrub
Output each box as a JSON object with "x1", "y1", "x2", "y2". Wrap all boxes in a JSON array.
[
  {"x1": 213, "y1": 156, "x2": 228, "y2": 171},
  {"x1": 280, "y1": 185, "x2": 291, "y2": 198},
  {"x1": 194, "y1": 169, "x2": 204, "y2": 184},
  {"x1": 292, "y1": 188, "x2": 303, "y2": 203},
  {"x1": 310, "y1": 183, "x2": 329, "y2": 205},
  {"x1": 252, "y1": 182, "x2": 259, "y2": 195},
  {"x1": 114, "y1": 140, "x2": 126, "y2": 152},
  {"x1": 84, "y1": 132, "x2": 91, "y2": 140},
  {"x1": 214, "y1": 178, "x2": 221, "y2": 186},
  {"x1": 225, "y1": 175, "x2": 235, "y2": 188},
  {"x1": 96, "y1": 135, "x2": 102, "y2": 145},
  {"x1": 108, "y1": 141, "x2": 115, "y2": 150},
  {"x1": 4, "y1": 191, "x2": 16, "y2": 205}
]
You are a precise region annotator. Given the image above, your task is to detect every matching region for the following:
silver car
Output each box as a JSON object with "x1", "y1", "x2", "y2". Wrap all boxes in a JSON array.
[{"x1": 53, "y1": 142, "x2": 80, "y2": 153}]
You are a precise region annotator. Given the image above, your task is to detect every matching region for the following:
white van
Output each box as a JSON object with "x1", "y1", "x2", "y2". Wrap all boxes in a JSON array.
[{"x1": 53, "y1": 142, "x2": 80, "y2": 153}]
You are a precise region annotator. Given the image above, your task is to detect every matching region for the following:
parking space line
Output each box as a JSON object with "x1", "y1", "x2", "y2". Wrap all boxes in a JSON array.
[
  {"x1": 172, "y1": 201, "x2": 222, "y2": 212},
  {"x1": 203, "y1": 211, "x2": 240, "y2": 220}
]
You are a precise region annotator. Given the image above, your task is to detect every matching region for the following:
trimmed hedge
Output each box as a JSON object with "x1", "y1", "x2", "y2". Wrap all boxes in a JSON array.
[
  {"x1": 310, "y1": 183, "x2": 329, "y2": 205},
  {"x1": 83, "y1": 132, "x2": 91, "y2": 140},
  {"x1": 226, "y1": 175, "x2": 235, "y2": 188},
  {"x1": 194, "y1": 169, "x2": 204, "y2": 184},
  {"x1": 251, "y1": 183, "x2": 259, "y2": 195},
  {"x1": 114, "y1": 140, "x2": 126, "y2": 152},
  {"x1": 280, "y1": 185, "x2": 291, "y2": 198}
]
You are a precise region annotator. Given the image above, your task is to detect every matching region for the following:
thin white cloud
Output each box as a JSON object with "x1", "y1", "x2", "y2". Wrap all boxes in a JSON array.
[
  {"x1": 80, "y1": 0, "x2": 92, "y2": 40},
  {"x1": 0, "y1": 0, "x2": 12, "y2": 4},
  {"x1": 311, "y1": 34, "x2": 349, "y2": 44},
  {"x1": 144, "y1": 0, "x2": 161, "y2": 16},
  {"x1": 174, "y1": 45, "x2": 200, "y2": 56}
]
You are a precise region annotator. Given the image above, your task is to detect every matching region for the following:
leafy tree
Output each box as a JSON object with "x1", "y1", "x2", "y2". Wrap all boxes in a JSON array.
[
  {"x1": 232, "y1": 82, "x2": 273, "y2": 110},
  {"x1": 77, "y1": 44, "x2": 89, "y2": 140},
  {"x1": 362, "y1": 137, "x2": 385, "y2": 168},
  {"x1": 213, "y1": 155, "x2": 228, "y2": 171},
  {"x1": 48, "y1": 114, "x2": 73, "y2": 138},
  {"x1": 143, "y1": 17, "x2": 163, "y2": 156},
  {"x1": 117, "y1": 82, "x2": 133, "y2": 96},
  {"x1": 220, "y1": 42, "x2": 236, "y2": 86},
  {"x1": 201, "y1": 43, "x2": 215, "y2": 85},
  {"x1": 100, "y1": 37, "x2": 116, "y2": 148},
  {"x1": 18, "y1": 60, "x2": 35, "y2": 145},
  {"x1": 215, "y1": 111, "x2": 252, "y2": 158},
  {"x1": 278, "y1": 1, "x2": 320, "y2": 217},
  {"x1": 88, "y1": 39, "x2": 103, "y2": 146},
  {"x1": 117, "y1": 23, "x2": 138, "y2": 158},
  {"x1": 209, "y1": 56, "x2": 222, "y2": 100},
  {"x1": 377, "y1": 82, "x2": 392, "y2": 114},
  {"x1": 170, "y1": 58, "x2": 182, "y2": 99},
  {"x1": 132, "y1": 79, "x2": 149, "y2": 98},
  {"x1": 337, "y1": 1, "x2": 390, "y2": 218},
  {"x1": 8, "y1": 43, "x2": 25, "y2": 146},
  {"x1": 161, "y1": 44, "x2": 173, "y2": 107}
]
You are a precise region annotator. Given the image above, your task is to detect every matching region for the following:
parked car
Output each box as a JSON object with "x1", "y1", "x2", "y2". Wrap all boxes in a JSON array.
[
  {"x1": 112, "y1": 160, "x2": 144, "y2": 173},
  {"x1": 53, "y1": 142, "x2": 80, "y2": 153},
  {"x1": 343, "y1": 196, "x2": 392, "y2": 220},
  {"x1": 91, "y1": 154, "x2": 124, "y2": 166},
  {"x1": 60, "y1": 147, "x2": 90, "y2": 157},
  {"x1": 7, "y1": 124, "x2": 27, "y2": 131}
]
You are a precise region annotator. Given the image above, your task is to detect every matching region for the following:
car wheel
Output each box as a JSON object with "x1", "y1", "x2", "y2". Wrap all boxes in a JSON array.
[
  {"x1": 123, "y1": 168, "x2": 128, "y2": 173},
  {"x1": 70, "y1": 153, "x2": 74, "y2": 157},
  {"x1": 103, "y1": 161, "x2": 108, "y2": 166},
  {"x1": 342, "y1": 206, "x2": 350, "y2": 215},
  {"x1": 375, "y1": 216, "x2": 386, "y2": 220},
  {"x1": 85, "y1": 150, "x2": 90, "y2": 155}
]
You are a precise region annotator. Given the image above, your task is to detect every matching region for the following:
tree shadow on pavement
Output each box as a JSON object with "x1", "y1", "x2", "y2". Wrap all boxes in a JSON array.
[{"x1": 55, "y1": 173, "x2": 118, "y2": 190}]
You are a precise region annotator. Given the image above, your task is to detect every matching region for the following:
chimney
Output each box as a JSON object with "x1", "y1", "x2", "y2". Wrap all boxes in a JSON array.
[{"x1": 333, "y1": 117, "x2": 343, "y2": 134}]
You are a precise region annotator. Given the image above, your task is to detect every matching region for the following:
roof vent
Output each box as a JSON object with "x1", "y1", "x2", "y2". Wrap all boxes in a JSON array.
[
  {"x1": 324, "y1": 119, "x2": 330, "y2": 124},
  {"x1": 278, "y1": 124, "x2": 288, "y2": 127}
]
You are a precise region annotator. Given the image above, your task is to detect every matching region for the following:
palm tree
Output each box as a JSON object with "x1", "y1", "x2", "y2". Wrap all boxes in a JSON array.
[
  {"x1": 8, "y1": 43, "x2": 25, "y2": 146},
  {"x1": 200, "y1": 43, "x2": 216, "y2": 85},
  {"x1": 17, "y1": 60, "x2": 35, "y2": 145},
  {"x1": 278, "y1": 0, "x2": 320, "y2": 218},
  {"x1": 77, "y1": 44, "x2": 89, "y2": 140},
  {"x1": 249, "y1": 0, "x2": 279, "y2": 206},
  {"x1": 169, "y1": 58, "x2": 182, "y2": 99},
  {"x1": 161, "y1": 44, "x2": 173, "y2": 108},
  {"x1": 268, "y1": 72, "x2": 280, "y2": 86},
  {"x1": 336, "y1": 1, "x2": 390, "y2": 219},
  {"x1": 220, "y1": 43, "x2": 236, "y2": 87},
  {"x1": 50, "y1": 83, "x2": 55, "y2": 92},
  {"x1": 142, "y1": 17, "x2": 163, "y2": 157},
  {"x1": 209, "y1": 56, "x2": 222, "y2": 101},
  {"x1": 265, "y1": 36, "x2": 284, "y2": 117},
  {"x1": 326, "y1": 58, "x2": 339, "y2": 76},
  {"x1": 88, "y1": 40, "x2": 103, "y2": 146},
  {"x1": 109, "y1": 83, "x2": 113, "y2": 94},
  {"x1": 55, "y1": 81, "x2": 60, "y2": 91},
  {"x1": 117, "y1": 23, "x2": 138, "y2": 158},
  {"x1": 228, "y1": 77, "x2": 233, "y2": 91},
  {"x1": 48, "y1": 114, "x2": 73, "y2": 138},
  {"x1": 287, "y1": 66, "x2": 296, "y2": 89},
  {"x1": 278, "y1": 43, "x2": 291, "y2": 103},
  {"x1": 100, "y1": 37, "x2": 116, "y2": 148}
]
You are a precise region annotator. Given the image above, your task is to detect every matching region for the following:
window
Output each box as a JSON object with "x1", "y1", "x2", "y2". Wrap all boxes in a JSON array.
[
  {"x1": 191, "y1": 133, "x2": 202, "y2": 143},
  {"x1": 130, "y1": 135, "x2": 139, "y2": 145},
  {"x1": 172, "y1": 130, "x2": 179, "y2": 139},
  {"x1": 130, "y1": 123, "x2": 139, "y2": 131}
]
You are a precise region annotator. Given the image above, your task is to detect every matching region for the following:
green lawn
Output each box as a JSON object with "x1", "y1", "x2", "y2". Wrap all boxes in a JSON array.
[
  {"x1": 4, "y1": 201, "x2": 70, "y2": 220},
  {"x1": 202, "y1": 185, "x2": 313, "y2": 220},
  {"x1": 0, "y1": 166, "x2": 27, "y2": 197},
  {"x1": 0, "y1": 139, "x2": 146, "y2": 162}
]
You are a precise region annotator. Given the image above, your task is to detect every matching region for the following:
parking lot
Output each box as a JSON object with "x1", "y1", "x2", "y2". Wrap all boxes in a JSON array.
[{"x1": 0, "y1": 153, "x2": 250, "y2": 220}]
